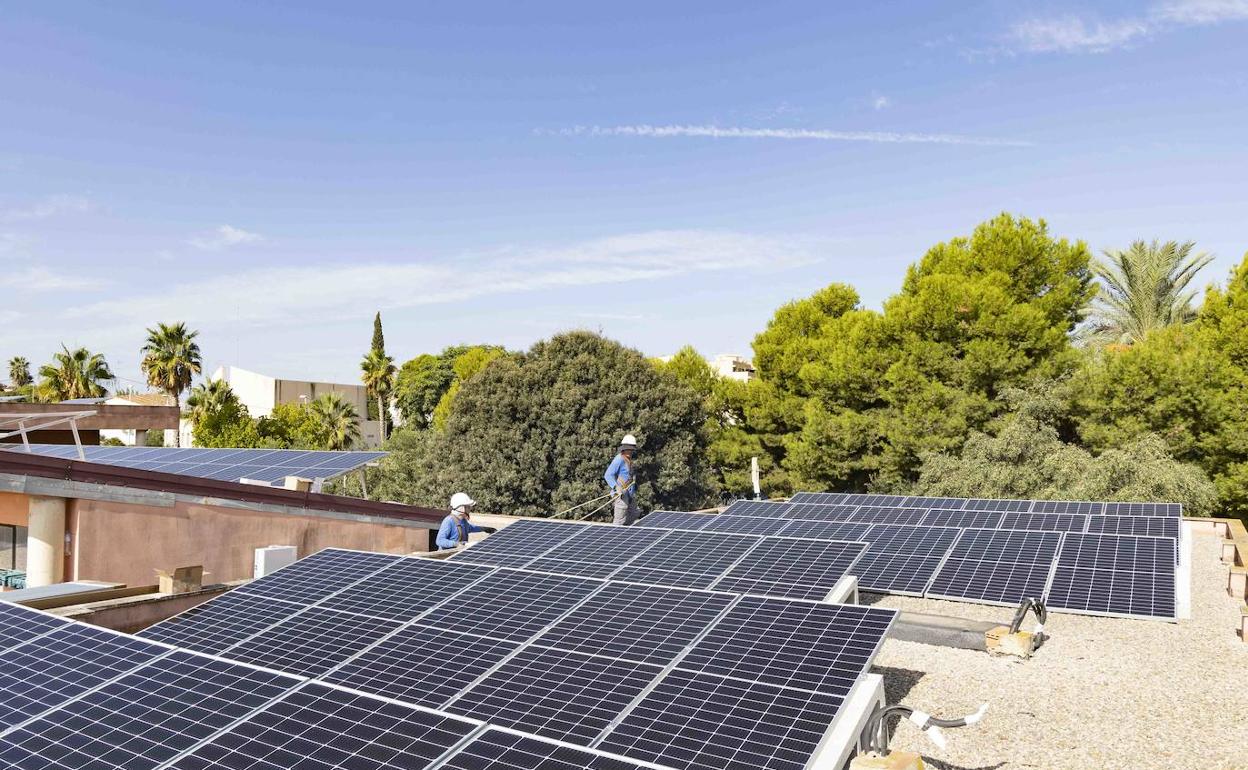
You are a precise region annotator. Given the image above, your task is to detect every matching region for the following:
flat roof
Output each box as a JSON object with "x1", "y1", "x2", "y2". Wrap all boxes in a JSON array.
[{"x1": 867, "y1": 526, "x2": 1248, "y2": 767}]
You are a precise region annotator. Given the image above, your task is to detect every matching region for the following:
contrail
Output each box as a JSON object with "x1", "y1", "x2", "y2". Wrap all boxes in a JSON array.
[{"x1": 554, "y1": 124, "x2": 1034, "y2": 147}]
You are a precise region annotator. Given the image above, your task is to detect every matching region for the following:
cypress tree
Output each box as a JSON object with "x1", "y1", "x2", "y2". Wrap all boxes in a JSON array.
[{"x1": 371, "y1": 312, "x2": 385, "y2": 354}]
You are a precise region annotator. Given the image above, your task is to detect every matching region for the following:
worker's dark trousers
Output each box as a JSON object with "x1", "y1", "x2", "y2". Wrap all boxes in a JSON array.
[{"x1": 613, "y1": 495, "x2": 639, "y2": 526}]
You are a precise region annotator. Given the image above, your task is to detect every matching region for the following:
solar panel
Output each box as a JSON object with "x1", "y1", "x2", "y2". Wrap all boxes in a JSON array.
[
  {"x1": 1000, "y1": 512, "x2": 1090, "y2": 532},
  {"x1": 526, "y1": 526, "x2": 666, "y2": 576},
  {"x1": 787, "y1": 491, "x2": 842, "y2": 504},
  {"x1": 325, "y1": 623, "x2": 520, "y2": 708},
  {"x1": 166, "y1": 682, "x2": 478, "y2": 770},
  {"x1": 0, "y1": 624, "x2": 165, "y2": 730},
  {"x1": 12, "y1": 444, "x2": 386, "y2": 485},
  {"x1": 636, "y1": 510, "x2": 714, "y2": 529},
  {"x1": 421, "y1": 570, "x2": 601, "y2": 641},
  {"x1": 927, "y1": 529, "x2": 1062, "y2": 605},
  {"x1": 849, "y1": 505, "x2": 928, "y2": 525},
  {"x1": 778, "y1": 520, "x2": 871, "y2": 541},
  {"x1": 533, "y1": 582, "x2": 734, "y2": 665},
  {"x1": 453, "y1": 520, "x2": 587, "y2": 568},
  {"x1": 1100, "y1": 502, "x2": 1182, "y2": 517},
  {"x1": 223, "y1": 607, "x2": 403, "y2": 677},
  {"x1": 721, "y1": 499, "x2": 792, "y2": 517},
  {"x1": 138, "y1": 590, "x2": 306, "y2": 653},
  {"x1": 678, "y1": 597, "x2": 895, "y2": 693},
  {"x1": 851, "y1": 524, "x2": 961, "y2": 594},
  {"x1": 1031, "y1": 500, "x2": 1105, "y2": 515},
  {"x1": 1046, "y1": 533, "x2": 1177, "y2": 619},
  {"x1": 919, "y1": 509, "x2": 1005, "y2": 529},
  {"x1": 610, "y1": 529, "x2": 758, "y2": 589},
  {"x1": 963, "y1": 498, "x2": 1031, "y2": 511},
  {"x1": 0, "y1": 651, "x2": 296, "y2": 770},
  {"x1": 1086, "y1": 515, "x2": 1181, "y2": 540},
  {"x1": 319, "y1": 557, "x2": 492, "y2": 621},
  {"x1": 698, "y1": 515, "x2": 789, "y2": 536},
  {"x1": 712, "y1": 537, "x2": 866, "y2": 600},
  {"x1": 0, "y1": 602, "x2": 71, "y2": 652},
  {"x1": 233, "y1": 548, "x2": 400, "y2": 604},
  {"x1": 447, "y1": 646, "x2": 663, "y2": 743},
  {"x1": 598, "y1": 669, "x2": 844, "y2": 770},
  {"x1": 444, "y1": 728, "x2": 654, "y2": 770},
  {"x1": 783, "y1": 503, "x2": 859, "y2": 520}
]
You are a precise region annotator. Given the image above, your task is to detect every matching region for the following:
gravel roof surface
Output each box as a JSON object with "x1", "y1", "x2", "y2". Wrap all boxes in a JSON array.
[{"x1": 867, "y1": 527, "x2": 1248, "y2": 770}]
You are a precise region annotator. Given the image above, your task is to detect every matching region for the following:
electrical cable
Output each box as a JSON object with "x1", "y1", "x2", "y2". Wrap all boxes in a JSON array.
[{"x1": 863, "y1": 703, "x2": 989, "y2": 755}]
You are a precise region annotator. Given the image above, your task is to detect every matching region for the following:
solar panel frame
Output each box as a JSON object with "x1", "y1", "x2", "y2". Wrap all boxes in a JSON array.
[{"x1": 444, "y1": 727, "x2": 658, "y2": 770}]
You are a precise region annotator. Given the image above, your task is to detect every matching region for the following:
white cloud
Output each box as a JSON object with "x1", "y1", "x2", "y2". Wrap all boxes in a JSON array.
[
  {"x1": 0, "y1": 310, "x2": 20, "y2": 324},
  {"x1": 1007, "y1": 0, "x2": 1248, "y2": 54},
  {"x1": 188, "y1": 224, "x2": 264, "y2": 250},
  {"x1": 67, "y1": 230, "x2": 818, "y2": 329},
  {"x1": 873, "y1": 95, "x2": 893, "y2": 111},
  {"x1": 1, "y1": 195, "x2": 92, "y2": 221},
  {"x1": 556, "y1": 124, "x2": 1032, "y2": 148},
  {"x1": 0, "y1": 266, "x2": 104, "y2": 291}
]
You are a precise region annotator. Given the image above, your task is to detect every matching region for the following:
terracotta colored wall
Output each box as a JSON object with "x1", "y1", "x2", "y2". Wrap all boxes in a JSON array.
[
  {"x1": 67, "y1": 498, "x2": 432, "y2": 587},
  {"x1": 0, "y1": 492, "x2": 27, "y2": 527}
]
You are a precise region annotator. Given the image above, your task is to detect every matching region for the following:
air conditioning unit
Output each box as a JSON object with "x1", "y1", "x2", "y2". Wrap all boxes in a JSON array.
[{"x1": 254, "y1": 545, "x2": 298, "y2": 578}]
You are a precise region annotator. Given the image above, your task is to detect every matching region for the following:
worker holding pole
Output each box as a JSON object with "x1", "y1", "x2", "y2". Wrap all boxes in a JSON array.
[
  {"x1": 435, "y1": 492, "x2": 496, "y2": 550},
  {"x1": 604, "y1": 434, "x2": 639, "y2": 526}
]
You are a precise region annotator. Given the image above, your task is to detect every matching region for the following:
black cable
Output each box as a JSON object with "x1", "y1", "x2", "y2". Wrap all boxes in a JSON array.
[{"x1": 863, "y1": 704, "x2": 985, "y2": 755}]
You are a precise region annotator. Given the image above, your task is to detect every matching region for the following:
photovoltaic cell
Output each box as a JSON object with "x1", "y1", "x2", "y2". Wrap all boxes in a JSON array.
[
  {"x1": 534, "y1": 582, "x2": 734, "y2": 665},
  {"x1": 453, "y1": 520, "x2": 587, "y2": 568},
  {"x1": 1100, "y1": 502, "x2": 1182, "y2": 517},
  {"x1": 636, "y1": 510, "x2": 714, "y2": 530},
  {"x1": 779, "y1": 520, "x2": 871, "y2": 541},
  {"x1": 421, "y1": 570, "x2": 601, "y2": 642},
  {"x1": 0, "y1": 624, "x2": 165, "y2": 730},
  {"x1": 325, "y1": 623, "x2": 520, "y2": 708},
  {"x1": 919, "y1": 509, "x2": 1005, "y2": 529},
  {"x1": 0, "y1": 602, "x2": 71, "y2": 652},
  {"x1": 527, "y1": 526, "x2": 665, "y2": 574},
  {"x1": 166, "y1": 682, "x2": 478, "y2": 770},
  {"x1": 232, "y1": 548, "x2": 400, "y2": 605},
  {"x1": 999, "y1": 512, "x2": 1090, "y2": 533},
  {"x1": 964, "y1": 498, "x2": 1032, "y2": 512},
  {"x1": 782, "y1": 503, "x2": 859, "y2": 521},
  {"x1": 1031, "y1": 500, "x2": 1105, "y2": 515},
  {"x1": 1086, "y1": 515, "x2": 1181, "y2": 540},
  {"x1": 849, "y1": 506, "x2": 928, "y2": 525},
  {"x1": 223, "y1": 607, "x2": 403, "y2": 677},
  {"x1": 698, "y1": 515, "x2": 789, "y2": 536},
  {"x1": 599, "y1": 669, "x2": 844, "y2": 770},
  {"x1": 851, "y1": 524, "x2": 961, "y2": 594},
  {"x1": 927, "y1": 529, "x2": 1062, "y2": 605},
  {"x1": 611, "y1": 530, "x2": 758, "y2": 589},
  {"x1": 713, "y1": 537, "x2": 865, "y2": 600},
  {"x1": 319, "y1": 558, "x2": 492, "y2": 621},
  {"x1": 1056, "y1": 532, "x2": 1175, "y2": 573},
  {"x1": 0, "y1": 651, "x2": 296, "y2": 770},
  {"x1": 862, "y1": 524, "x2": 961, "y2": 557},
  {"x1": 138, "y1": 591, "x2": 305, "y2": 653},
  {"x1": 1047, "y1": 533, "x2": 1177, "y2": 619},
  {"x1": 721, "y1": 499, "x2": 792, "y2": 518},
  {"x1": 448, "y1": 646, "x2": 663, "y2": 743},
  {"x1": 444, "y1": 728, "x2": 653, "y2": 770},
  {"x1": 679, "y1": 597, "x2": 895, "y2": 693}
]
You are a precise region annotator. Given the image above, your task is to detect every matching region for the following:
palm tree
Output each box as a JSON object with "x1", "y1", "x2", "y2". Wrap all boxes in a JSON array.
[
  {"x1": 309, "y1": 392, "x2": 361, "y2": 450},
  {"x1": 37, "y1": 346, "x2": 114, "y2": 401},
  {"x1": 185, "y1": 380, "x2": 237, "y2": 427},
  {"x1": 140, "y1": 322, "x2": 202, "y2": 446},
  {"x1": 360, "y1": 348, "x2": 396, "y2": 441},
  {"x1": 1086, "y1": 240, "x2": 1213, "y2": 345},
  {"x1": 7, "y1": 357, "x2": 31, "y2": 387}
]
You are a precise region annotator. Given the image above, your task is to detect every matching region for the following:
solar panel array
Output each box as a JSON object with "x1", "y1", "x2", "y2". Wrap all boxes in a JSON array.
[
  {"x1": 3, "y1": 546, "x2": 899, "y2": 770},
  {"x1": 638, "y1": 495, "x2": 1182, "y2": 620},
  {"x1": 453, "y1": 518, "x2": 867, "y2": 602},
  {"x1": 6, "y1": 444, "x2": 386, "y2": 485}
]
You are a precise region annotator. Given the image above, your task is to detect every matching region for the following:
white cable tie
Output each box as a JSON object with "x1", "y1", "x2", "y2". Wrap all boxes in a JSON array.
[
  {"x1": 923, "y1": 725, "x2": 948, "y2": 749},
  {"x1": 1033, "y1": 623, "x2": 1045, "y2": 634},
  {"x1": 964, "y1": 704, "x2": 989, "y2": 725},
  {"x1": 908, "y1": 710, "x2": 931, "y2": 728}
]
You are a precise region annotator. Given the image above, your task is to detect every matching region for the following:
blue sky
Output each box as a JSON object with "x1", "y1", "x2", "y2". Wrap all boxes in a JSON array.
[{"x1": 1, "y1": 1, "x2": 1245, "y2": 387}]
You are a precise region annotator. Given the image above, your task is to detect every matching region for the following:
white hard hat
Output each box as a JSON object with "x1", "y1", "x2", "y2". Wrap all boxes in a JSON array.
[
  {"x1": 619, "y1": 434, "x2": 637, "y2": 449},
  {"x1": 450, "y1": 492, "x2": 475, "y2": 512}
]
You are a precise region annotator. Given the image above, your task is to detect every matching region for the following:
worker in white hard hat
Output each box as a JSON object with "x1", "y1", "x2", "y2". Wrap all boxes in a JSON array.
[
  {"x1": 604, "y1": 434, "x2": 640, "y2": 526},
  {"x1": 435, "y1": 492, "x2": 496, "y2": 550}
]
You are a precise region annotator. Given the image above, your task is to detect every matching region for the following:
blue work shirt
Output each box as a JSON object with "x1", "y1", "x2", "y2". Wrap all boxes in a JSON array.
[
  {"x1": 604, "y1": 454, "x2": 636, "y2": 499},
  {"x1": 436, "y1": 514, "x2": 484, "y2": 550}
]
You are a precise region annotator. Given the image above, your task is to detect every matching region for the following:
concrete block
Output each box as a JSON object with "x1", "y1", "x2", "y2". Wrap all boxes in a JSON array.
[
  {"x1": 1229, "y1": 567, "x2": 1248, "y2": 600},
  {"x1": 850, "y1": 751, "x2": 925, "y2": 769},
  {"x1": 1222, "y1": 540, "x2": 1238, "y2": 564},
  {"x1": 985, "y1": 625, "x2": 1035, "y2": 658}
]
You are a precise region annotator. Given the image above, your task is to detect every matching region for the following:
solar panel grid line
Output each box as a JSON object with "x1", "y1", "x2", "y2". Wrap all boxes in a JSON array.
[{"x1": 0, "y1": 602, "x2": 75, "y2": 654}]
